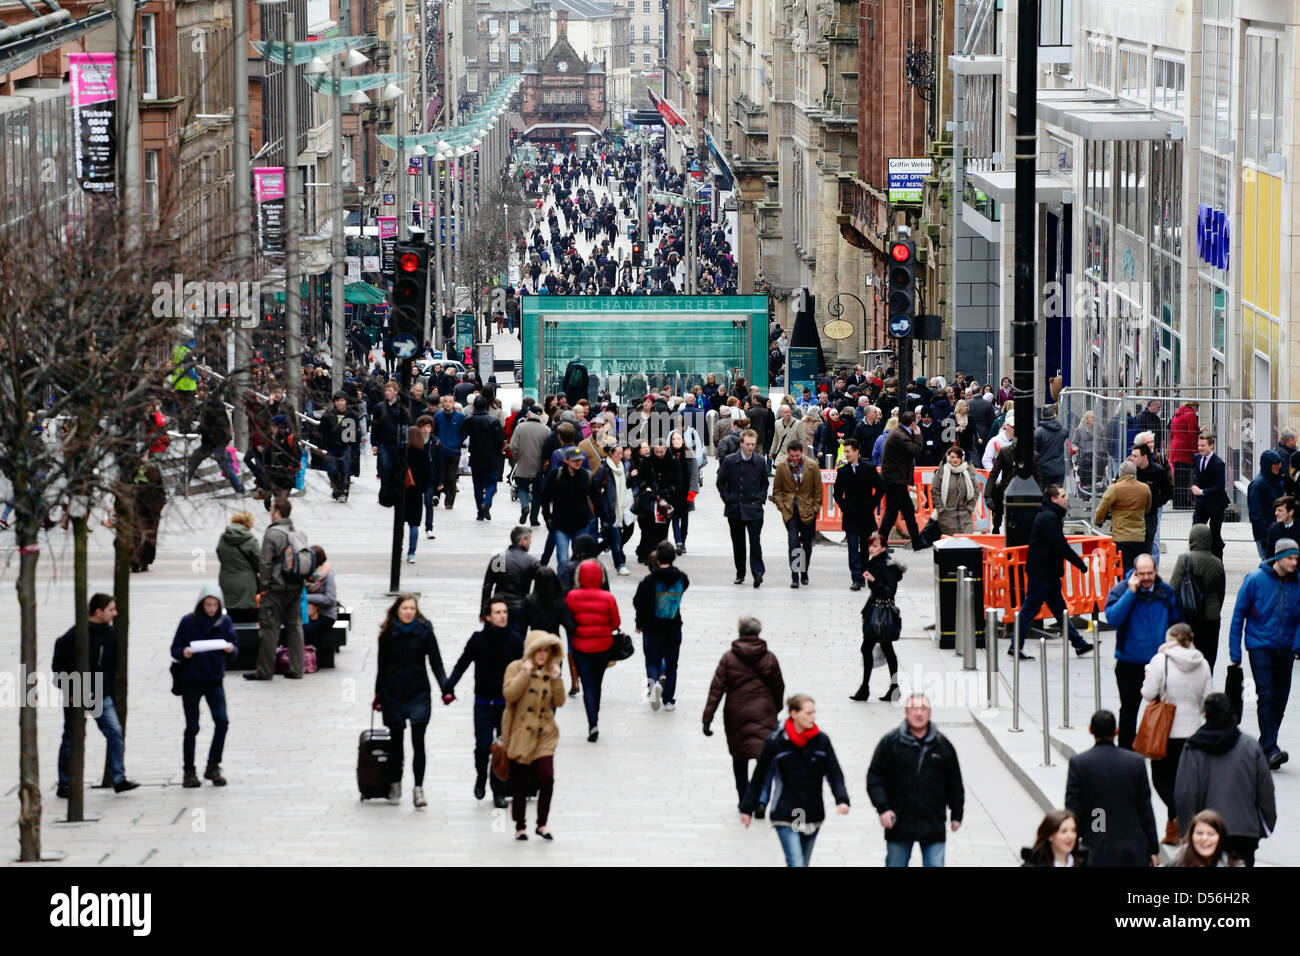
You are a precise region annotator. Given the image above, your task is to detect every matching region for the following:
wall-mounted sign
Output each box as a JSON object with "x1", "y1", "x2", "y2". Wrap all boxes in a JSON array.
[
  {"x1": 253, "y1": 167, "x2": 285, "y2": 259},
  {"x1": 887, "y1": 158, "x2": 929, "y2": 204},
  {"x1": 378, "y1": 216, "x2": 397, "y2": 272},
  {"x1": 1196, "y1": 204, "x2": 1230, "y2": 271}
]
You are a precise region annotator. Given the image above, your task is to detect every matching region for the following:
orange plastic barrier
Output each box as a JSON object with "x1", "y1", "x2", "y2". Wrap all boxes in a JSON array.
[
  {"x1": 976, "y1": 535, "x2": 1122, "y2": 625},
  {"x1": 874, "y1": 466, "x2": 993, "y2": 537},
  {"x1": 816, "y1": 468, "x2": 841, "y2": 531}
]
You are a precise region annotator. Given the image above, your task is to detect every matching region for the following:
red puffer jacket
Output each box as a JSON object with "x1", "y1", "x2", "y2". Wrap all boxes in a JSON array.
[
  {"x1": 564, "y1": 560, "x2": 620, "y2": 654},
  {"x1": 1167, "y1": 404, "x2": 1200, "y2": 465}
]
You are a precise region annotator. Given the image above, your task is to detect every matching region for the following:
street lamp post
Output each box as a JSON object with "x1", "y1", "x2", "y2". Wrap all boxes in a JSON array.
[
  {"x1": 232, "y1": 0, "x2": 252, "y2": 449},
  {"x1": 330, "y1": 54, "x2": 347, "y2": 393},
  {"x1": 283, "y1": 8, "x2": 303, "y2": 418}
]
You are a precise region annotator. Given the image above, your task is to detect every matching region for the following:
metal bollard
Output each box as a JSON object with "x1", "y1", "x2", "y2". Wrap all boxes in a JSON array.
[
  {"x1": 1092, "y1": 607, "x2": 1102, "y2": 714},
  {"x1": 954, "y1": 566, "x2": 967, "y2": 658},
  {"x1": 961, "y1": 569, "x2": 977, "y2": 671},
  {"x1": 1010, "y1": 609, "x2": 1023, "y2": 732},
  {"x1": 1039, "y1": 636, "x2": 1052, "y2": 766},
  {"x1": 985, "y1": 607, "x2": 999, "y2": 709},
  {"x1": 1060, "y1": 613, "x2": 1071, "y2": 729}
]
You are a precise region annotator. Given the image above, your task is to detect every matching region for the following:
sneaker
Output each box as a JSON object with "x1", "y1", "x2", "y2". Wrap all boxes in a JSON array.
[
  {"x1": 387, "y1": 782, "x2": 401, "y2": 804},
  {"x1": 413, "y1": 786, "x2": 427, "y2": 808},
  {"x1": 663, "y1": 701, "x2": 676, "y2": 711},
  {"x1": 650, "y1": 680, "x2": 663, "y2": 711},
  {"x1": 616, "y1": 565, "x2": 631, "y2": 576},
  {"x1": 426, "y1": 530, "x2": 436, "y2": 540},
  {"x1": 111, "y1": 778, "x2": 140, "y2": 793},
  {"x1": 1268, "y1": 750, "x2": 1289, "y2": 771},
  {"x1": 587, "y1": 726, "x2": 599, "y2": 743},
  {"x1": 406, "y1": 553, "x2": 415, "y2": 564},
  {"x1": 850, "y1": 580, "x2": 863, "y2": 591},
  {"x1": 182, "y1": 770, "x2": 201, "y2": 788},
  {"x1": 484, "y1": 508, "x2": 492, "y2": 520},
  {"x1": 800, "y1": 573, "x2": 809, "y2": 585},
  {"x1": 520, "y1": 509, "x2": 529, "y2": 524},
  {"x1": 1006, "y1": 650, "x2": 1035, "y2": 661},
  {"x1": 203, "y1": 765, "x2": 226, "y2": 787},
  {"x1": 1074, "y1": 641, "x2": 1094, "y2": 657}
]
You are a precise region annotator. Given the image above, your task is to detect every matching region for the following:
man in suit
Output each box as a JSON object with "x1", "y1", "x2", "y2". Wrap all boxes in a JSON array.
[
  {"x1": 834, "y1": 438, "x2": 881, "y2": 590},
  {"x1": 1065, "y1": 710, "x2": 1159, "y2": 867},
  {"x1": 1191, "y1": 433, "x2": 1229, "y2": 558},
  {"x1": 717, "y1": 428, "x2": 769, "y2": 588}
]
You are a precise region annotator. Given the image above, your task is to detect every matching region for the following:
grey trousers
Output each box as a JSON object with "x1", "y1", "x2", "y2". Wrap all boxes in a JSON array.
[{"x1": 256, "y1": 587, "x2": 304, "y2": 678}]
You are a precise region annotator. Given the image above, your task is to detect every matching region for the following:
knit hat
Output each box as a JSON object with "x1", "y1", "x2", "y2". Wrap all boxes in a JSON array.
[{"x1": 1270, "y1": 537, "x2": 1299, "y2": 562}]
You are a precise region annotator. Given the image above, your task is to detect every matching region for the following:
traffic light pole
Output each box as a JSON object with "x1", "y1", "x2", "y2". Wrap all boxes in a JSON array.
[
  {"x1": 283, "y1": 9, "x2": 303, "y2": 419},
  {"x1": 1003, "y1": 0, "x2": 1041, "y2": 547},
  {"x1": 389, "y1": 356, "x2": 410, "y2": 593}
]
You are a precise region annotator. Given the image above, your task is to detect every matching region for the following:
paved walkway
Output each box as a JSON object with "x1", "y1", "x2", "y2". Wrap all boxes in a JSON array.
[{"x1": 2, "y1": 449, "x2": 1048, "y2": 866}]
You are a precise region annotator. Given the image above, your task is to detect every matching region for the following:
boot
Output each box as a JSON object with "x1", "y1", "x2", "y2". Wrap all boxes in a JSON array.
[
  {"x1": 568, "y1": 653, "x2": 581, "y2": 697},
  {"x1": 879, "y1": 679, "x2": 900, "y2": 702},
  {"x1": 849, "y1": 684, "x2": 871, "y2": 701},
  {"x1": 182, "y1": 769, "x2": 201, "y2": 788},
  {"x1": 1162, "y1": 819, "x2": 1180, "y2": 846},
  {"x1": 203, "y1": 764, "x2": 227, "y2": 787}
]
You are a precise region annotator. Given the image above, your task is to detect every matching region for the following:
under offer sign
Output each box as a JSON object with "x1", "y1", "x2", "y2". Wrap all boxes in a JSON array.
[{"x1": 887, "y1": 158, "x2": 930, "y2": 204}]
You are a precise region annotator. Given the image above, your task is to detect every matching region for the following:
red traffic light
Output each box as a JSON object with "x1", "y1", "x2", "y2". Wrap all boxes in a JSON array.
[
  {"x1": 399, "y1": 252, "x2": 420, "y2": 272},
  {"x1": 890, "y1": 242, "x2": 911, "y2": 263}
]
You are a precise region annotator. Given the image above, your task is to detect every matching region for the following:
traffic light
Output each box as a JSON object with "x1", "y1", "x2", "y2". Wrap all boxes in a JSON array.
[
  {"x1": 631, "y1": 240, "x2": 643, "y2": 266},
  {"x1": 389, "y1": 240, "x2": 427, "y2": 358},
  {"x1": 886, "y1": 239, "x2": 916, "y2": 338}
]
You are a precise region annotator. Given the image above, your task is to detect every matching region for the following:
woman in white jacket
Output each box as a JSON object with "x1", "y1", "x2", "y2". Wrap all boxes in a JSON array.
[{"x1": 1142, "y1": 623, "x2": 1212, "y2": 846}]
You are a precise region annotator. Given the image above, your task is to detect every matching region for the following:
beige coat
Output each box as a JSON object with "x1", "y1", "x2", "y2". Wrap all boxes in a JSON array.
[
  {"x1": 1094, "y1": 475, "x2": 1152, "y2": 543},
  {"x1": 501, "y1": 630, "x2": 566, "y2": 764},
  {"x1": 769, "y1": 415, "x2": 801, "y2": 465},
  {"x1": 771, "y1": 458, "x2": 824, "y2": 524},
  {"x1": 931, "y1": 462, "x2": 978, "y2": 535}
]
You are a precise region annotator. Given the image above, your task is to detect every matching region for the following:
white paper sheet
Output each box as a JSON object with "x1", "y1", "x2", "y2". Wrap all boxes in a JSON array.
[{"x1": 189, "y1": 638, "x2": 230, "y2": 653}]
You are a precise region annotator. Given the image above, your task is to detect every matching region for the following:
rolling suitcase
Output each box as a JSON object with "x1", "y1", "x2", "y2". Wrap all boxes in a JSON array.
[{"x1": 358, "y1": 714, "x2": 394, "y2": 800}]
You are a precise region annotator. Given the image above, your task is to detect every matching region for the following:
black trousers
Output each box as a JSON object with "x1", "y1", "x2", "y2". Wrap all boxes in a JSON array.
[
  {"x1": 1150, "y1": 736, "x2": 1186, "y2": 821},
  {"x1": 784, "y1": 515, "x2": 814, "y2": 580},
  {"x1": 1192, "y1": 500, "x2": 1225, "y2": 557},
  {"x1": 879, "y1": 481, "x2": 921, "y2": 541},
  {"x1": 1115, "y1": 660, "x2": 1147, "y2": 750},
  {"x1": 1190, "y1": 617, "x2": 1220, "y2": 673},
  {"x1": 728, "y1": 517, "x2": 765, "y2": 578},
  {"x1": 1227, "y1": 836, "x2": 1259, "y2": 867},
  {"x1": 1118, "y1": 540, "x2": 1151, "y2": 573},
  {"x1": 473, "y1": 702, "x2": 507, "y2": 799}
]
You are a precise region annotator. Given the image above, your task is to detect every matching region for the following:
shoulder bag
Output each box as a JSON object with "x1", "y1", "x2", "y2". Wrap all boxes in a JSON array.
[{"x1": 1133, "y1": 655, "x2": 1176, "y2": 760}]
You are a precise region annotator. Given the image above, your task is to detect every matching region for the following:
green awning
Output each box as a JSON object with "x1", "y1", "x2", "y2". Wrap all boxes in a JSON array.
[{"x1": 344, "y1": 281, "x2": 386, "y2": 305}]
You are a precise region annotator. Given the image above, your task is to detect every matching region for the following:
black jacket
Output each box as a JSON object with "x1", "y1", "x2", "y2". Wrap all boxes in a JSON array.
[
  {"x1": 52, "y1": 621, "x2": 118, "y2": 693},
  {"x1": 461, "y1": 409, "x2": 506, "y2": 470},
  {"x1": 1027, "y1": 499, "x2": 1089, "y2": 581},
  {"x1": 481, "y1": 544, "x2": 540, "y2": 616},
  {"x1": 861, "y1": 551, "x2": 905, "y2": 610},
  {"x1": 880, "y1": 427, "x2": 923, "y2": 486},
  {"x1": 375, "y1": 617, "x2": 448, "y2": 704},
  {"x1": 717, "y1": 451, "x2": 769, "y2": 521},
  {"x1": 1065, "y1": 741, "x2": 1159, "y2": 866},
  {"x1": 740, "y1": 725, "x2": 851, "y2": 824},
  {"x1": 866, "y1": 722, "x2": 965, "y2": 843},
  {"x1": 833, "y1": 460, "x2": 881, "y2": 533},
  {"x1": 371, "y1": 399, "x2": 407, "y2": 449},
  {"x1": 197, "y1": 396, "x2": 230, "y2": 448},
  {"x1": 447, "y1": 624, "x2": 524, "y2": 701},
  {"x1": 1191, "y1": 453, "x2": 1229, "y2": 510},
  {"x1": 632, "y1": 564, "x2": 690, "y2": 634},
  {"x1": 543, "y1": 465, "x2": 595, "y2": 534},
  {"x1": 317, "y1": 408, "x2": 359, "y2": 455}
]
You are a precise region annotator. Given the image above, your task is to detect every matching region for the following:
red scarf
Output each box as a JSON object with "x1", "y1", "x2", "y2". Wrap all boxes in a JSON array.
[{"x1": 785, "y1": 717, "x2": 820, "y2": 748}]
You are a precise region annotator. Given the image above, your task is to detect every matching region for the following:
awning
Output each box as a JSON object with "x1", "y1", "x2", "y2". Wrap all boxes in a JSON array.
[
  {"x1": 521, "y1": 122, "x2": 602, "y2": 138},
  {"x1": 648, "y1": 88, "x2": 687, "y2": 130},
  {"x1": 966, "y1": 168, "x2": 1070, "y2": 204},
  {"x1": 706, "y1": 132, "x2": 735, "y2": 191},
  {"x1": 1011, "y1": 88, "x2": 1177, "y2": 141},
  {"x1": 344, "y1": 281, "x2": 387, "y2": 305}
]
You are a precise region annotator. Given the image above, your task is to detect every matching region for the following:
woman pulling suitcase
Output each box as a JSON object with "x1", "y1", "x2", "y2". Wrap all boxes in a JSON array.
[{"x1": 373, "y1": 593, "x2": 449, "y2": 807}]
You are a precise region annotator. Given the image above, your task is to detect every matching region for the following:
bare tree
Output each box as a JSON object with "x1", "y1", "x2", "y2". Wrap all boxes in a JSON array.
[{"x1": 455, "y1": 178, "x2": 528, "y2": 337}]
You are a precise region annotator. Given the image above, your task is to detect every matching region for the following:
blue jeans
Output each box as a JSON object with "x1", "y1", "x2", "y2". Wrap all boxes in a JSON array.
[
  {"x1": 642, "y1": 628, "x2": 681, "y2": 703},
  {"x1": 407, "y1": 524, "x2": 419, "y2": 555},
  {"x1": 181, "y1": 684, "x2": 229, "y2": 772},
  {"x1": 775, "y1": 826, "x2": 820, "y2": 867},
  {"x1": 516, "y1": 475, "x2": 541, "y2": 521},
  {"x1": 58, "y1": 696, "x2": 125, "y2": 787},
  {"x1": 472, "y1": 467, "x2": 499, "y2": 513},
  {"x1": 326, "y1": 447, "x2": 352, "y2": 497},
  {"x1": 376, "y1": 444, "x2": 395, "y2": 482},
  {"x1": 187, "y1": 443, "x2": 244, "y2": 493},
  {"x1": 553, "y1": 528, "x2": 575, "y2": 569},
  {"x1": 424, "y1": 484, "x2": 437, "y2": 529},
  {"x1": 599, "y1": 519, "x2": 626, "y2": 569},
  {"x1": 885, "y1": 840, "x2": 946, "y2": 867},
  {"x1": 1257, "y1": 540, "x2": 1268, "y2": 559},
  {"x1": 1248, "y1": 647, "x2": 1294, "y2": 757}
]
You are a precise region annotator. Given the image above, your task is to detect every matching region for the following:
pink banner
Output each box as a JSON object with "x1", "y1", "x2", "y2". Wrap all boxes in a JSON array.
[
  {"x1": 377, "y1": 217, "x2": 397, "y2": 240},
  {"x1": 69, "y1": 52, "x2": 116, "y2": 107},
  {"x1": 253, "y1": 167, "x2": 285, "y2": 203}
]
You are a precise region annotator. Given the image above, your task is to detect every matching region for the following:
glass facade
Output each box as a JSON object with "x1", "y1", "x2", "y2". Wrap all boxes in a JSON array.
[{"x1": 521, "y1": 295, "x2": 770, "y2": 402}]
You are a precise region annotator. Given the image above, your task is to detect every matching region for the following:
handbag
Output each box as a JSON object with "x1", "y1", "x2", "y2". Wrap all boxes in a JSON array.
[
  {"x1": 921, "y1": 516, "x2": 943, "y2": 545},
  {"x1": 490, "y1": 734, "x2": 510, "y2": 782},
  {"x1": 867, "y1": 601, "x2": 902, "y2": 643},
  {"x1": 1133, "y1": 656, "x2": 1176, "y2": 760},
  {"x1": 169, "y1": 661, "x2": 183, "y2": 696},
  {"x1": 608, "y1": 629, "x2": 635, "y2": 662}
]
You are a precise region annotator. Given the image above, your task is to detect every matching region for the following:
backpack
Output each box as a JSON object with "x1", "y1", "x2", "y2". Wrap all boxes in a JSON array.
[
  {"x1": 279, "y1": 528, "x2": 316, "y2": 583},
  {"x1": 1178, "y1": 564, "x2": 1205, "y2": 620}
]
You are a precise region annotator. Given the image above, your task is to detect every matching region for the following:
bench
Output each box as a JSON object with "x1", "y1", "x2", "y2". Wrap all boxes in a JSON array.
[{"x1": 228, "y1": 606, "x2": 348, "y2": 670}]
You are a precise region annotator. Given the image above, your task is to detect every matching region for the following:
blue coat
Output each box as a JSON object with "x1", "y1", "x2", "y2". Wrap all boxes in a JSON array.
[
  {"x1": 1247, "y1": 450, "x2": 1285, "y2": 541},
  {"x1": 1228, "y1": 561, "x2": 1300, "y2": 663},
  {"x1": 1104, "y1": 572, "x2": 1181, "y2": 664},
  {"x1": 170, "y1": 609, "x2": 238, "y2": 685},
  {"x1": 432, "y1": 408, "x2": 466, "y2": 457}
]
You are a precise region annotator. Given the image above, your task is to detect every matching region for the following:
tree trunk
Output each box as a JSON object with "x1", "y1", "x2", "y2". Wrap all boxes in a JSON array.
[
  {"x1": 105, "y1": 489, "x2": 132, "y2": 787},
  {"x1": 16, "y1": 529, "x2": 41, "y2": 861},
  {"x1": 66, "y1": 515, "x2": 89, "y2": 821}
]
